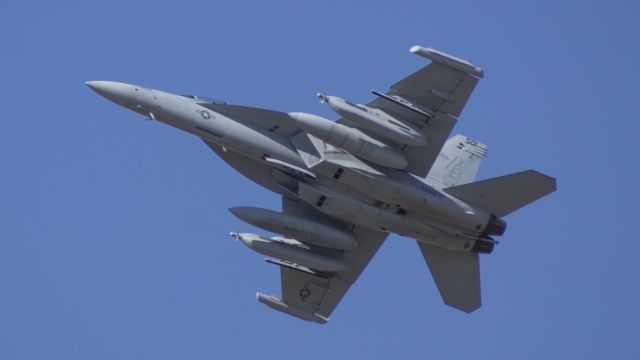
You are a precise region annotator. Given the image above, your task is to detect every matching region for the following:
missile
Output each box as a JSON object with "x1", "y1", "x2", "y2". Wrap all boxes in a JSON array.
[
  {"x1": 228, "y1": 206, "x2": 357, "y2": 250},
  {"x1": 317, "y1": 94, "x2": 428, "y2": 146},
  {"x1": 289, "y1": 112, "x2": 408, "y2": 169},
  {"x1": 231, "y1": 232, "x2": 349, "y2": 272},
  {"x1": 256, "y1": 293, "x2": 328, "y2": 324}
]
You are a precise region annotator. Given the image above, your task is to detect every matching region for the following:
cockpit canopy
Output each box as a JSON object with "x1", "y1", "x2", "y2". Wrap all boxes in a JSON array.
[{"x1": 181, "y1": 95, "x2": 228, "y2": 105}]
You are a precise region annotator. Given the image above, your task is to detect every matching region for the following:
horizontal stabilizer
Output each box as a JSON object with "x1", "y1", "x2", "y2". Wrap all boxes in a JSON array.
[
  {"x1": 444, "y1": 170, "x2": 556, "y2": 216},
  {"x1": 418, "y1": 242, "x2": 481, "y2": 313}
]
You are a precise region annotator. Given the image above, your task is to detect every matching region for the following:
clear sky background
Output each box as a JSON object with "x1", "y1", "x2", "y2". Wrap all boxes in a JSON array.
[{"x1": 1, "y1": 0, "x2": 638, "y2": 359}]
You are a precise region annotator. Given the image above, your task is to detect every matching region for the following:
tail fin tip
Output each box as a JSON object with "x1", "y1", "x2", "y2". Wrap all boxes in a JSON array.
[{"x1": 427, "y1": 134, "x2": 487, "y2": 188}]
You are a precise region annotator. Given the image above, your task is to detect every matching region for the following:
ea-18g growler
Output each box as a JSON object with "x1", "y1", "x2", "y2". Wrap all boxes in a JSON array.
[{"x1": 87, "y1": 45, "x2": 556, "y2": 324}]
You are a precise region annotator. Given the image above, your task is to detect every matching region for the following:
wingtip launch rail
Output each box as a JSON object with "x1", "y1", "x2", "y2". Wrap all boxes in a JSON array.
[{"x1": 410, "y1": 45, "x2": 484, "y2": 78}]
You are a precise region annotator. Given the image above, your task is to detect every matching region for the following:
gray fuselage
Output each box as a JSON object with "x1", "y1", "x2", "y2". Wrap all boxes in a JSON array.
[{"x1": 86, "y1": 81, "x2": 503, "y2": 252}]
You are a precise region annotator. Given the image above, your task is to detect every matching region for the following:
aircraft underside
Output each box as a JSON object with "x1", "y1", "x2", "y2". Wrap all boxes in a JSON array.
[{"x1": 87, "y1": 45, "x2": 556, "y2": 323}]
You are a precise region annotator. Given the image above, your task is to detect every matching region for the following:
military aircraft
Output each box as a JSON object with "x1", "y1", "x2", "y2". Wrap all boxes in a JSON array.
[{"x1": 87, "y1": 45, "x2": 556, "y2": 324}]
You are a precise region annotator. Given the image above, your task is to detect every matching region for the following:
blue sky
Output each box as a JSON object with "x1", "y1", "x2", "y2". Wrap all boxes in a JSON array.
[{"x1": 1, "y1": 0, "x2": 638, "y2": 359}]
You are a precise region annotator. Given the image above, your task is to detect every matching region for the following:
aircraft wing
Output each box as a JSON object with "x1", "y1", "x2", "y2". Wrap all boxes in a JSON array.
[
  {"x1": 338, "y1": 46, "x2": 483, "y2": 177},
  {"x1": 257, "y1": 196, "x2": 387, "y2": 323},
  {"x1": 199, "y1": 103, "x2": 301, "y2": 137}
]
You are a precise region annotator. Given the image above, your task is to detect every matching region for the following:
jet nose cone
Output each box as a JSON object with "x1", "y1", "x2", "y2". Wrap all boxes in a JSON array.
[
  {"x1": 86, "y1": 81, "x2": 133, "y2": 108},
  {"x1": 85, "y1": 81, "x2": 98, "y2": 90}
]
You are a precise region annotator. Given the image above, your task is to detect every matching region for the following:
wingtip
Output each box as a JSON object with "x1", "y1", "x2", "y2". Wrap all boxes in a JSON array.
[
  {"x1": 409, "y1": 46, "x2": 484, "y2": 78},
  {"x1": 409, "y1": 45, "x2": 423, "y2": 54}
]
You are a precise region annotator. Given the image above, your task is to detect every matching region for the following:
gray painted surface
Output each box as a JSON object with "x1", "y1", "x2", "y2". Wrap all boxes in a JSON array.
[{"x1": 86, "y1": 45, "x2": 556, "y2": 323}]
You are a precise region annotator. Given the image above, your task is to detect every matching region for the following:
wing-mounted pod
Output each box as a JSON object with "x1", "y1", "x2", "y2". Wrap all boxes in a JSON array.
[
  {"x1": 409, "y1": 46, "x2": 484, "y2": 78},
  {"x1": 257, "y1": 293, "x2": 328, "y2": 324},
  {"x1": 288, "y1": 112, "x2": 408, "y2": 169},
  {"x1": 228, "y1": 206, "x2": 357, "y2": 250},
  {"x1": 317, "y1": 93, "x2": 428, "y2": 146},
  {"x1": 231, "y1": 232, "x2": 349, "y2": 272}
]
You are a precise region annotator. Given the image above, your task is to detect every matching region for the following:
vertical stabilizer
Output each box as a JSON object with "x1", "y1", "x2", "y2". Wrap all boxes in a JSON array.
[{"x1": 427, "y1": 135, "x2": 487, "y2": 188}]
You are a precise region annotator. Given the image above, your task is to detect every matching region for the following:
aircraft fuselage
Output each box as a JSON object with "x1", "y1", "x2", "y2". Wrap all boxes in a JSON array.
[{"x1": 87, "y1": 81, "x2": 503, "y2": 253}]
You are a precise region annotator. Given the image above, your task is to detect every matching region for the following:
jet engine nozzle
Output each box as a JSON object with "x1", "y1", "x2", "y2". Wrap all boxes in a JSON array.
[
  {"x1": 482, "y1": 214, "x2": 507, "y2": 237},
  {"x1": 317, "y1": 92, "x2": 327, "y2": 103},
  {"x1": 471, "y1": 238, "x2": 495, "y2": 254}
]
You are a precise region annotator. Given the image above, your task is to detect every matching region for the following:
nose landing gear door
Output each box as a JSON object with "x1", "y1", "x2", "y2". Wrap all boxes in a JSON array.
[{"x1": 130, "y1": 86, "x2": 157, "y2": 120}]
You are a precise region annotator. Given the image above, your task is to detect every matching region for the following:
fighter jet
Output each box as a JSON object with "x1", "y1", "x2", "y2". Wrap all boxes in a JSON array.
[{"x1": 87, "y1": 45, "x2": 556, "y2": 324}]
